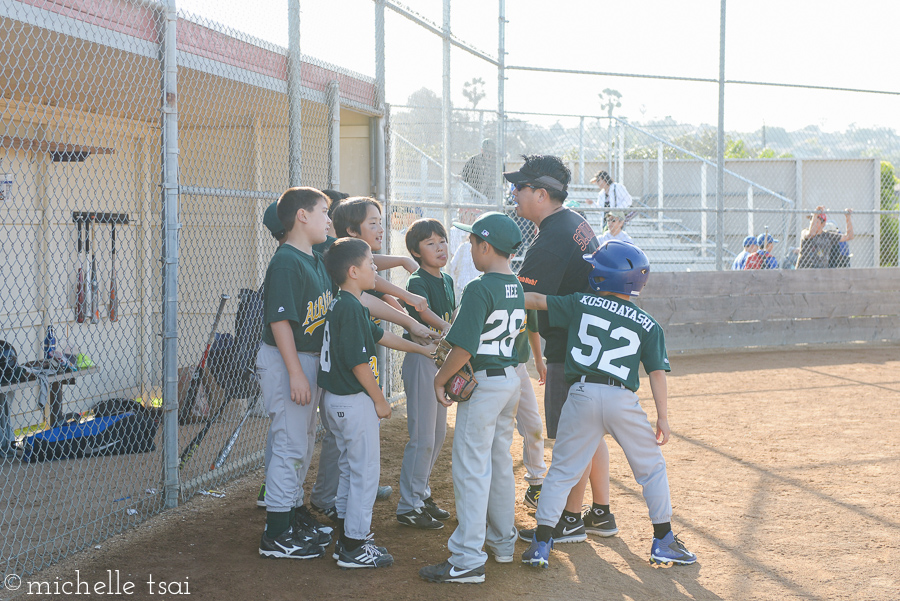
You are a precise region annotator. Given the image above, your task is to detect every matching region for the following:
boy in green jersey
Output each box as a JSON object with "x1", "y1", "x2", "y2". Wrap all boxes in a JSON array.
[
  {"x1": 519, "y1": 240, "x2": 696, "y2": 569},
  {"x1": 318, "y1": 238, "x2": 436, "y2": 569},
  {"x1": 396, "y1": 219, "x2": 456, "y2": 530},
  {"x1": 419, "y1": 212, "x2": 525, "y2": 584},
  {"x1": 257, "y1": 187, "x2": 336, "y2": 560}
]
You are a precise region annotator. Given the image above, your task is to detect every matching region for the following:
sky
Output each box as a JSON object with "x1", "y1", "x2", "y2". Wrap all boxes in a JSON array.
[{"x1": 177, "y1": 0, "x2": 900, "y2": 133}]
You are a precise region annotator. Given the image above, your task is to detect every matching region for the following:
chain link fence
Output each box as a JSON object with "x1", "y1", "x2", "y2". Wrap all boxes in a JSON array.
[
  {"x1": 3, "y1": 0, "x2": 900, "y2": 584},
  {"x1": 1, "y1": 0, "x2": 379, "y2": 581}
]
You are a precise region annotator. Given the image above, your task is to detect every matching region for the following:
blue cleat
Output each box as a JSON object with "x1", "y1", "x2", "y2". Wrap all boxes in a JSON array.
[
  {"x1": 650, "y1": 532, "x2": 696, "y2": 567},
  {"x1": 521, "y1": 535, "x2": 553, "y2": 568}
]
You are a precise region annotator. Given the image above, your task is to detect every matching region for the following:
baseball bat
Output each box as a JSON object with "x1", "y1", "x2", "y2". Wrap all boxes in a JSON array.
[
  {"x1": 210, "y1": 389, "x2": 259, "y2": 470},
  {"x1": 178, "y1": 394, "x2": 234, "y2": 471},
  {"x1": 89, "y1": 219, "x2": 100, "y2": 324},
  {"x1": 75, "y1": 220, "x2": 86, "y2": 323},
  {"x1": 179, "y1": 293, "x2": 230, "y2": 425},
  {"x1": 108, "y1": 222, "x2": 118, "y2": 322}
]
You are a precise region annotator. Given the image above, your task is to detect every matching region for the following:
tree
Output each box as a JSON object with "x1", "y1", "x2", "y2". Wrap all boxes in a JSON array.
[
  {"x1": 598, "y1": 88, "x2": 622, "y2": 119},
  {"x1": 462, "y1": 77, "x2": 485, "y2": 110}
]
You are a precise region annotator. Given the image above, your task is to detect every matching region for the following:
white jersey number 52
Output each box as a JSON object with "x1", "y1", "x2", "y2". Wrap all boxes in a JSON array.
[
  {"x1": 477, "y1": 309, "x2": 526, "y2": 357},
  {"x1": 570, "y1": 314, "x2": 639, "y2": 380}
]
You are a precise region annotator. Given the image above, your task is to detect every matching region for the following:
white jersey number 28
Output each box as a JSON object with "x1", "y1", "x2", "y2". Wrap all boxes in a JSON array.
[
  {"x1": 570, "y1": 314, "x2": 639, "y2": 380},
  {"x1": 477, "y1": 309, "x2": 526, "y2": 357}
]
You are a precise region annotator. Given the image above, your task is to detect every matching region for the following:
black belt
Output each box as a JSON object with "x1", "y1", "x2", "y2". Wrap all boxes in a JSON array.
[
  {"x1": 485, "y1": 368, "x2": 508, "y2": 377},
  {"x1": 579, "y1": 374, "x2": 625, "y2": 389}
]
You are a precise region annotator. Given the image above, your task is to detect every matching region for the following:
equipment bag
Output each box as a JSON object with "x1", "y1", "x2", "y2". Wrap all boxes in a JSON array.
[{"x1": 21, "y1": 398, "x2": 159, "y2": 462}]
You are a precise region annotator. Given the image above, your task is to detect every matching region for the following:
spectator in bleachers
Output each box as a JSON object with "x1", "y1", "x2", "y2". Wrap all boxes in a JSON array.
[
  {"x1": 744, "y1": 233, "x2": 779, "y2": 270},
  {"x1": 732, "y1": 235, "x2": 758, "y2": 270},
  {"x1": 798, "y1": 207, "x2": 854, "y2": 269},
  {"x1": 597, "y1": 210, "x2": 633, "y2": 245},
  {"x1": 823, "y1": 220, "x2": 852, "y2": 267},
  {"x1": 591, "y1": 170, "x2": 632, "y2": 209},
  {"x1": 461, "y1": 139, "x2": 501, "y2": 201}
]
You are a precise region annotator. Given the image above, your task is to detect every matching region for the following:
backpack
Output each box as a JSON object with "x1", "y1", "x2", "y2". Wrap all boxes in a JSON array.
[{"x1": 21, "y1": 398, "x2": 159, "y2": 462}]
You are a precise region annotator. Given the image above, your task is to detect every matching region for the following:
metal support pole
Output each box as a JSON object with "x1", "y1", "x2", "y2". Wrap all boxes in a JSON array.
[
  {"x1": 161, "y1": 0, "x2": 180, "y2": 509},
  {"x1": 617, "y1": 121, "x2": 625, "y2": 183},
  {"x1": 287, "y1": 0, "x2": 302, "y2": 186},
  {"x1": 374, "y1": 0, "x2": 387, "y2": 394},
  {"x1": 715, "y1": 0, "x2": 727, "y2": 270},
  {"x1": 747, "y1": 185, "x2": 754, "y2": 236},
  {"x1": 442, "y1": 0, "x2": 451, "y2": 223},
  {"x1": 578, "y1": 116, "x2": 585, "y2": 185},
  {"x1": 657, "y1": 142, "x2": 664, "y2": 231},
  {"x1": 701, "y1": 163, "x2": 708, "y2": 257},
  {"x1": 328, "y1": 80, "x2": 341, "y2": 190},
  {"x1": 498, "y1": 0, "x2": 506, "y2": 210}
]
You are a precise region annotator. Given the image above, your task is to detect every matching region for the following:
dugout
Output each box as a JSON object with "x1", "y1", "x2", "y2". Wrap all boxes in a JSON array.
[{"x1": 0, "y1": 0, "x2": 380, "y2": 434}]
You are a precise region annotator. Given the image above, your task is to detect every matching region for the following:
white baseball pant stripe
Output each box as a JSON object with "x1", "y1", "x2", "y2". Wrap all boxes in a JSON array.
[
  {"x1": 535, "y1": 381, "x2": 673, "y2": 529},
  {"x1": 257, "y1": 343, "x2": 321, "y2": 513},
  {"x1": 325, "y1": 390, "x2": 381, "y2": 540},
  {"x1": 448, "y1": 367, "x2": 520, "y2": 570}
]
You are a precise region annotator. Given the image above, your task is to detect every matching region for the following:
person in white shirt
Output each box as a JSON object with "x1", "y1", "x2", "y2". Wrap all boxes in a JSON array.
[
  {"x1": 597, "y1": 210, "x2": 634, "y2": 245},
  {"x1": 592, "y1": 170, "x2": 633, "y2": 209}
]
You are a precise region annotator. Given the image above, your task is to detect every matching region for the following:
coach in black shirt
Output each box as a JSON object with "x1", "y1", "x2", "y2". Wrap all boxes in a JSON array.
[{"x1": 506, "y1": 155, "x2": 618, "y2": 535}]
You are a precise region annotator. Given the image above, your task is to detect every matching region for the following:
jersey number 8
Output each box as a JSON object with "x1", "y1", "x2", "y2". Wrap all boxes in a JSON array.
[
  {"x1": 477, "y1": 309, "x2": 526, "y2": 357},
  {"x1": 571, "y1": 314, "x2": 640, "y2": 381},
  {"x1": 320, "y1": 322, "x2": 332, "y2": 372}
]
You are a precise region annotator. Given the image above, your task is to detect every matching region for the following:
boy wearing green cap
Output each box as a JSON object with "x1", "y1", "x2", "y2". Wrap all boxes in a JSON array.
[{"x1": 419, "y1": 212, "x2": 526, "y2": 584}]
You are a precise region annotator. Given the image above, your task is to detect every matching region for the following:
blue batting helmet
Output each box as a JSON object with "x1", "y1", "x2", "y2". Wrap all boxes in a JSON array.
[{"x1": 583, "y1": 240, "x2": 650, "y2": 296}]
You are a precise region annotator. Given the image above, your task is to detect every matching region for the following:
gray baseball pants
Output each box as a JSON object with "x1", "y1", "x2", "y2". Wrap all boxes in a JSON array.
[
  {"x1": 256, "y1": 343, "x2": 321, "y2": 513},
  {"x1": 514, "y1": 363, "x2": 546, "y2": 485},
  {"x1": 397, "y1": 352, "x2": 447, "y2": 514},
  {"x1": 324, "y1": 390, "x2": 381, "y2": 540},
  {"x1": 536, "y1": 380, "x2": 673, "y2": 529},
  {"x1": 448, "y1": 367, "x2": 520, "y2": 570},
  {"x1": 309, "y1": 406, "x2": 340, "y2": 510}
]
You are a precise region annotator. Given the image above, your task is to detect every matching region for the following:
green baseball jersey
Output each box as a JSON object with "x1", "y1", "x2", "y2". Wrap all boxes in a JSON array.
[
  {"x1": 546, "y1": 293, "x2": 670, "y2": 392},
  {"x1": 513, "y1": 309, "x2": 539, "y2": 364},
  {"x1": 403, "y1": 268, "x2": 455, "y2": 341},
  {"x1": 445, "y1": 273, "x2": 525, "y2": 372},
  {"x1": 317, "y1": 290, "x2": 385, "y2": 396},
  {"x1": 261, "y1": 244, "x2": 334, "y2": 352},
  {"x1": 312, "y1": 235, "x2": 336, "y2": 255}
]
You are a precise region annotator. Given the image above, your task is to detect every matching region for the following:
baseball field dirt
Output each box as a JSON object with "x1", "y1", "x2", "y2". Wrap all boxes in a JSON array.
[{"x1": 7, "y1": 345, "x2": 899, "y2": 601}]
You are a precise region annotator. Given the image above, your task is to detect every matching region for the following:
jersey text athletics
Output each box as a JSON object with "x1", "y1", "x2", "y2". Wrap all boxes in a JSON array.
[
  {"x1": 303, "y1": 290, "x2": 334, "y2": 335},
  {"x1": 579, "y1": 295, "x2": 654, "y2": 332}
]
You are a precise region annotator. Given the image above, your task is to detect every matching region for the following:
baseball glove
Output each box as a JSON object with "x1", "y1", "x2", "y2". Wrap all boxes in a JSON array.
[{"x1": 432, "y1": 338, "x2": 478, "y2": 402}]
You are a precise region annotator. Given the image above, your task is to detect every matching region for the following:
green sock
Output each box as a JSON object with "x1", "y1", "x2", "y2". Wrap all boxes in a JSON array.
[{"x1": 266, "y1": 511, "x2": 291, "y2": 539}]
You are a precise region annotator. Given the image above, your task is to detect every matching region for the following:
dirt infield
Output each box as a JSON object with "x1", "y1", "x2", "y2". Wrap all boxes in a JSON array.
[{"x1": 7, "y1": 346, "x2": 899, "y2": 601}]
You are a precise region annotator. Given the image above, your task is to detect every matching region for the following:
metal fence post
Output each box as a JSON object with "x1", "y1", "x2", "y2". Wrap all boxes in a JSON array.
[
  {"x1": 700, "y1": 163, "x2": 708, "y2": 257},
  {"x1": 498, "y1": 0, "x2": 506, "y2": 209},
  {"x1": 288, "y1": 0, "x2": 302, "y2": 186},
  {"x1": 747, "y1": 185, "x2": 754, "y2": 236},
  {"x1": 161, "y1": 0, "x2": 180, "y2": 509},
  {"x1": 657, "y1": 142, "x2": 664, "y2": 231},
  {"x1": 579, "y1": 116, "x2": 585, "y2": 185},
  {"x1": 328, "y1": 81, "x2": 341, "y2": 190},
  {"x1": 617, "y1": 121, "x2": 625, "y2": 183},
  {"x1": 442, "y1": 0, "x2": 451, "y2": 224},
  {"x1": 715, "y1": 0, "x2": 727, "y2": 270}
]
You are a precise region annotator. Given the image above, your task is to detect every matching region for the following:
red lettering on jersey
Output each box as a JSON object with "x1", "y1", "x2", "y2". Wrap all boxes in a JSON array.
[
  {"x1": 518, "y1": 275, "x2": 538, "y2": 286},
  {"x1": 573, "y1": 222, "x2": 594, "y2": 252}
]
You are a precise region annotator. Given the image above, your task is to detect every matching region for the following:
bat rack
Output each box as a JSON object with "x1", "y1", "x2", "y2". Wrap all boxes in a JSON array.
[{"x1": 72, "y1": 212, "x2": 130, "y2": 225}]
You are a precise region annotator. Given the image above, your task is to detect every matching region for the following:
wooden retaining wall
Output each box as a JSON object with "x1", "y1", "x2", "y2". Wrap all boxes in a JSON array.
[{"x1": 635, "y1": 268, "x2": 900, "y2": 352}]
